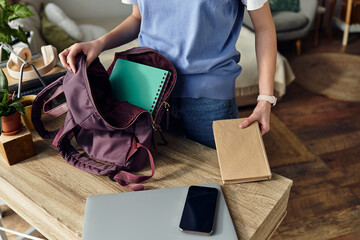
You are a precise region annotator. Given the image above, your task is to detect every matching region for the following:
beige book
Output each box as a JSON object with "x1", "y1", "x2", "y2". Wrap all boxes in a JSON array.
[{"x1": 213, "y1": 118, "x2": 271, "y2": 184}]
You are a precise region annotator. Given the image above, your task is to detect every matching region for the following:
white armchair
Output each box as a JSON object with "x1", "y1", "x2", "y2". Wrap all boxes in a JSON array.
[{"x1": 243, "y1": 0, "x2": 319, "y2": 55}]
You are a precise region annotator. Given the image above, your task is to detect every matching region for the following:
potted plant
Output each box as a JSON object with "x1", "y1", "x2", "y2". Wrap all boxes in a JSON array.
[
  {"x1": 0, "y1": 69, "x2": 24, "y2": 135},
  {"x1": 0, "y1": 0, "x2": 33, "y2": 61}
]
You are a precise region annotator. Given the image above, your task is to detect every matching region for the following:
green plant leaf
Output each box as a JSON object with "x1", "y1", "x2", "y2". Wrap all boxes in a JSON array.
[
  {"x1": 0, "y1": 89, "x2": 6, "y2": 102},
  {"x1": 7, "y1": 4, "x2": 33, "y2": 21},
  {"x1": 0, "y1": 97, "x2": 11, "y2": 115},
  {"x1": 1, "y1": 48, "x2": 9, "y2": 61},
  {"x1": 0, "y1": 0, "x2": 6, "y2": 10},
  {"x1": 0, "y1": 25, "x2": 12, "y2": 43},
  {"x1": 10, "y1": 96, "x2": 23, "y2": 103},
  {"x1": 0, "y1": 21, "x2": 29, "y2": 46},
  {"x1": 14, "y1": 26, "x2": 29, "y2": 45},
  {"x1": 0, "y1": 117, "x2": 2, "y2": 135},
  {"x1": 10, "y1": 101, "x2": 25, "y2": 115},
  {"x1": 1, "y1": 89, "x2": 8, "y2": 105},
  {"x1": 0, "y1": 69, "x2": 8, "y2": 90},
  {"x1": 0, "y1": 10, "x2": 6, "y2": 25},
  {"x1": 3, "y1": 108, "x2": 11, "y2": 116},
  {"x1": 0, "y1": 89, "x2": 25, "y2": 116}
]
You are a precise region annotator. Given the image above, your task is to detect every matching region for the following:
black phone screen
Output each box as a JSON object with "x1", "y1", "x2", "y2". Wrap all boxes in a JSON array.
[{"x1": 179, "y1": 186, "x2": 218, "y2": 235}]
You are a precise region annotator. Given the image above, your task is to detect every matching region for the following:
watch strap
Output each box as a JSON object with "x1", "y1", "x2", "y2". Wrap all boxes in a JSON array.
[{"x1": 257, "y1": 95, "x2": 277, "y2": 106}]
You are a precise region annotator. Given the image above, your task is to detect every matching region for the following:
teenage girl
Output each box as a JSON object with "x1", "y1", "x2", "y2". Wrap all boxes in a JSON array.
[{"x1": 60, "y1": 0, "x2": 277, "y2": 148}]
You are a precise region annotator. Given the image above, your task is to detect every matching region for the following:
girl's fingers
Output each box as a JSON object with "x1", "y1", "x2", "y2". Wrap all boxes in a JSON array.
[
  {"x1": 239, "y1": 115, "x2": 255, "y2": 129},
  {"x1": 59, "y1": 48, "x2": 71, "y2": 70}
]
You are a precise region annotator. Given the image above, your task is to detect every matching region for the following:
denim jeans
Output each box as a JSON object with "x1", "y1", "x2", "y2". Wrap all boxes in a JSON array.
[{"x1": 166, "y1": 97, "x2": 239, "y2": 149}]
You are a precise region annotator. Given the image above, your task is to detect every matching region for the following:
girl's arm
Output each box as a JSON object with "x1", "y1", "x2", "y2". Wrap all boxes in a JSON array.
[
  {"x1": 239, "y1": 2, "x2": 277, "y2": 135},
  {"x1": 59, "y1": 5, "x2": 142, "y2": 73},
  {"x1": 97, "y1": 4, "x2": 142, "y2": 51}
]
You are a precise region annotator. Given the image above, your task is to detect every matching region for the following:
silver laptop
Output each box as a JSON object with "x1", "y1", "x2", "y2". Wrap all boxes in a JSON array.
[{"x1": 82, "y1": 183, "x2": 238, "y2": 240}]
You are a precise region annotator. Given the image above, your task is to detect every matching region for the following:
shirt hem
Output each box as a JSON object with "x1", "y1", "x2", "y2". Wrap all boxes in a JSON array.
[
  {"x1": 243, "y1": 0, "x2": 267, "y2": 11},
  {"x1": 171, "y1": 72, "x2": 241, "y2": 100},
  {"x1": 122, "y1": 0, "x2": 137, "y2": 4}
]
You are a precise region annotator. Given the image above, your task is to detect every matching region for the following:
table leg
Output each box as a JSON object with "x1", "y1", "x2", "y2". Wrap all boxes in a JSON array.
[
  {"x1": 14, "y1": 227, "x2": 38, "y2": 240},
  {"x1": 342, "y1": 0, "x2": 354, "y2": 46},
  {"x1": 0, "y1": 206, "x2": 9, "y2": 240},
  {"x1": 0, "y1": 202, "x2": 39, "y2": 240},
  {"x1": 315, "y1": 5, "x2": 327, "y2": 46},
  {"x1": 328, "y1": 0, "x2": 337, "y2": 42}
]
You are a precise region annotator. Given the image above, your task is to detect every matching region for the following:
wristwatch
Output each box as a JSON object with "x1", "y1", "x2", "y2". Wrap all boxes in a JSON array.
[{"x1": 257, "y1": 95, "x2": 277, "y2": 106}]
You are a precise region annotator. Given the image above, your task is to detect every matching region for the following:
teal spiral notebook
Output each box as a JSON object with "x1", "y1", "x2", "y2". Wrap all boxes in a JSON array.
[{"x1": 109, "y1": 59, "x2": 171, "y2": 114}]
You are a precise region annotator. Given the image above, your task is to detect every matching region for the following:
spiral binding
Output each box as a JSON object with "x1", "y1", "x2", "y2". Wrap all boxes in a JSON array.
[{"x1": 150, "y1": 73, "x2": 167, "y2": 114}]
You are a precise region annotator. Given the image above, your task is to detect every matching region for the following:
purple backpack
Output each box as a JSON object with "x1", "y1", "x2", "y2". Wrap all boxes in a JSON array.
[{"x1": 31, "y1": 47, "x2": 176, "y2": 190}]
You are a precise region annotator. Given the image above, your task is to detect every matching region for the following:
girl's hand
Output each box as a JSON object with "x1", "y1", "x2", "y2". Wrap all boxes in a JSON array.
[
  {"x1": 59, "y1": 40, "x2": 103, "y2": 73},
  {"x1": 239, "y1": 100, "x2": 272, "y2": 135}
]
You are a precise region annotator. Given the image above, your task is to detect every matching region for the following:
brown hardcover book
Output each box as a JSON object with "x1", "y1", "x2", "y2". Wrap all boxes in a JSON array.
[{"x1": 213, "y1": 118, "x2": 271, "y2": 184}]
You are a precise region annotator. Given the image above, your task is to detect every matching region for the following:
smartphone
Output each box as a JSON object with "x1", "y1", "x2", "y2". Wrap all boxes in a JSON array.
[{"x1": 179, "y1": 185, "x2": 219, "y2": 235}]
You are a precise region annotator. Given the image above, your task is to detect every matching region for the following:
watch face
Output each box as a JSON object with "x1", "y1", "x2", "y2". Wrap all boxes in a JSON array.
[{"x1": 271, "y1": 97, "x2": 277, "y2": 106}]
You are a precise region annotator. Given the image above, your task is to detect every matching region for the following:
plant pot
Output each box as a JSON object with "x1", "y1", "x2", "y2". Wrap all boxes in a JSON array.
[
  {"x1": 20, "y1": 95, "x2": 36, "y2": 130},
  {"x1": 1, "y1": 112, "x2": 22, "y2": 136}
]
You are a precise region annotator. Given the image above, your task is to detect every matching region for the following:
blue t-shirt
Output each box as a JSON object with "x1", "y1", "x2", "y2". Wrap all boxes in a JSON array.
[{"x1": 122, "y1": 0, "x2": 267, "y2": 99}]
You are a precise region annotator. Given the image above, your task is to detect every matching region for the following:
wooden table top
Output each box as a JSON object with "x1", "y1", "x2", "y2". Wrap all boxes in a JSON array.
[{"x1": 0, "y1": 117, "x2": 292, "y2": 240}]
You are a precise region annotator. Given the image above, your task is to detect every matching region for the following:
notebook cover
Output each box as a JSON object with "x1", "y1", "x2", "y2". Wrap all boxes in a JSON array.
[
  {"x1": 109, "y1": 59, "x2": 171, "y2": 114},
  {"x1": 213, "y1": 118, "x2": 271, "y2": 184}
]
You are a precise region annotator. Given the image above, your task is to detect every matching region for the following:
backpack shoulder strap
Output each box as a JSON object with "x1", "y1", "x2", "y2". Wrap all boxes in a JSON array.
[
  {"x1": 110, "y1": 137, "x2": 155, "y2": 191},
  {"x1": 31, "y1": 76, "x2": 66, "y2": 139}
]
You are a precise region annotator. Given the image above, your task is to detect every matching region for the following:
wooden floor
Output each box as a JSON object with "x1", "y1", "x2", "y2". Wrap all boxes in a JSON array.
[
  {"x1": 270, "y1": 29, "x2": 360, "y2": 240},
  {"x1": 1, "y1": 30, "x2": 360, "y2": 240}
]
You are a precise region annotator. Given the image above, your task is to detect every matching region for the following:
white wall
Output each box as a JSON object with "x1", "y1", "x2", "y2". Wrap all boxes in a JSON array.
[{"x1": 47, "y1": 0, "x2": 132, "y2": 20}]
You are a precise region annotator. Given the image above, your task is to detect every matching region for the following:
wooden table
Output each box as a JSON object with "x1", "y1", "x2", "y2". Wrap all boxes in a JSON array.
[{"x1": 0, "y1": 118, "x2": 292, "y2": 240}]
